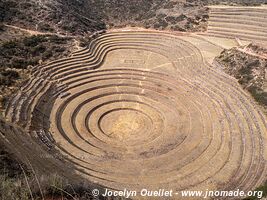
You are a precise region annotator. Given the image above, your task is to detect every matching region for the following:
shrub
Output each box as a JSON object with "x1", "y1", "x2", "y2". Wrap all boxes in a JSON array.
[
  {"x1": 31, "y1": 45, "x2": 46, "y2": 56},
  {"x1": 48, "y1": 35, "x2": 68, "y2": 44},
  {"x1": 165, "y1": 16, "x2": 177, "y2": 24},
  {"x1": 42, "y1": 51, "x2": 53, "y2": 60},
  {"x1": 176, "y1": 14, "x2": 187, "y2": 22},
  {"x1": 23, "y1": 35, "x2": 47, "y2": 47},
  {"x1": 9, "y1": 57, "x2": 38, "y2": 69},
  {"x1": 39, "y1": 23, "x2": 54, "y2": 32},
  {"x1": 243, "y1": 180, "x2": 267, "y2": 199},
  {"x1": 239, "y1": 66, "x2": 252, "y2": 75},
  {"x1": 0, "y1": 175, "x2": 29, "y2": 200},
  {"x1": 248, "y1": 86, "x2": 267, "y2": 106},
  {"x1": 2, "y1": 40, "x2": 18, "y2": 49},
  {"x1": 53, "y1": 46, "x2": 66, "y2": 53},
  {"x1": 0, "y1": 23, "x2": 4, "y2": 31},
  {"x1": 171, "y1": 25, "x2": 186, "y2": 31}
]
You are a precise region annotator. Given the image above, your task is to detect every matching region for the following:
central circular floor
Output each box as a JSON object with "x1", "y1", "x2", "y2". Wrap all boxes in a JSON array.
[{"x1": 99, "y1": 109, "x2": 153, "y2": 142}]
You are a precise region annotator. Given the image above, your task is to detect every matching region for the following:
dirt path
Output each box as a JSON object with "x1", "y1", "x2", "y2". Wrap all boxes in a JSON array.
[
  {"x1": 237, "y1": 47, "x2": 267, "y2": 59},
  {"x1": 4, "y1": 24, "x2": 70, "y2": 38}
]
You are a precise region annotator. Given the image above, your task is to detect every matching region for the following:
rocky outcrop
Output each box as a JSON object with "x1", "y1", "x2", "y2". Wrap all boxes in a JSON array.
[{"x1": 216, "y1": 44, "x2": 267, "y2": 108}]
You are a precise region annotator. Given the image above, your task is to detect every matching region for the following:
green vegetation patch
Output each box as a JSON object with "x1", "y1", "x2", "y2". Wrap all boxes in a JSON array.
[{"x1": 0, "y1": 34, "x2": 70, "y2": 85}]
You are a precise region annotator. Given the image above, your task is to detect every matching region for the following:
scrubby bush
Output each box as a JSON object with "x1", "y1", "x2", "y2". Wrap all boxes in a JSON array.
[
  {"x1": 248, "y1": 86, "x2": 267, "y2": 106},
  {"x1": 0, "y1": 35, "x2": 70, "y2": 69},
  {"x1": 0, "y1": 70, "x2": 20, "y2": 86},
  {"x1": 39, "y1": 23, "x2": 54, "y2": 32},
  {"x1": 2, "y1": 40, "x2": 18, "y2": 49},
  {"x1": 0, "y1": 175, "x2": 29, "y2": 200},
  {"x1": 244, "y1": 180, "x2": 267, "y2": 199},
  {"x1": 216, "y1": 46, "x2": 267, "y2": 109},
  {"x1": 0, "y1": 34, "x2": 71, "y2": 93},
  {"x1": 165, "y1": 16, "x2": 177, "y2": 24},
  {"x1": 52, "y1": 46, "x2": 66, "y2": 53},
  {"x1": 171, "y1": 25, "x2": 186, "y2": 31},
  {"x1": 48, "y1": 35, "x2": 69, "y2": 44},
  {"x1": 9, "y1": 57, "x2": 38, "y2": 69},
  {"x1": 176, "y1": 14, "x2": 187, "y2": 22},
  {"x1": 42, "y1": 51, "x2": 53, "y2": 60},
  {"x1": 0, "y1": 1, "x2": 21, "y2": 23},
  {"x1": 31, "y1": 44, "x2": 47, "y2": 56},
  {"x1": 23, "y1": 35, "x2": 47, "y2": 47},
  {"x1": 0, "y1": 23, "x2": 4, "y2": 31}
]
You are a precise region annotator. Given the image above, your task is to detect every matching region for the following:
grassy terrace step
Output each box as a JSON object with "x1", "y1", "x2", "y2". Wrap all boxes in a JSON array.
[
  {"x1": 41, "y1": 32, "x2": 194, "y2": 72},
  {"x1": 206, "y1": 5, "x2": 267, "y2": 44},
  {"x1": 208, "y1": 18, "x2": 267, "y2": 28},
  {"x1": 210, "y1": 10, "x2": 267, "y2": 16},
  {"x1": 11, "y1": 80, "x2": 46, "y2": 123},
  {"x1": 19, "y1": 81, "x2": 52, "y2": 129},
  {"x1": 209, "y1": 22, "x2": 267, "y2": 33},
  {"x1": 205, "y1": 30, "x2": 267, "y2": 41},
  {"x1": 209, "y1": 13, "x2": 267, "y2": 19},
  {"x1": 42, "y1": 34, "x2": 203, "y2": 80},
  {"x1": 207, "y1": 26, "x2": 267, "y2": 38}
]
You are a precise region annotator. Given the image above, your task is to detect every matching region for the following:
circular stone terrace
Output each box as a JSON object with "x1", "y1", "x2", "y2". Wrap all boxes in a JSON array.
[{"x1": 2, "y1": 30, "x2": 267, "y2": 197}]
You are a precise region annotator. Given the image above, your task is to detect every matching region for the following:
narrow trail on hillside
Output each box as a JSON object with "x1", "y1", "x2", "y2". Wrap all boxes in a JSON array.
[{"x1": 4, "y1": 24, "x2": 70, "y2": 38}]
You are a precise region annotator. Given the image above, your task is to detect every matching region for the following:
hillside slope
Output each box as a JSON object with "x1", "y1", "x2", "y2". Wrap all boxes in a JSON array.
[
  {"x1": 215, "y1": 44, "x2": 267, "y2": 109},
  {"x1": 1, "y1": 0, "x2": 265, "y2": 37},
  {"x1": 0, "y1": 0, "x2": 210, "y2": 35}
]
